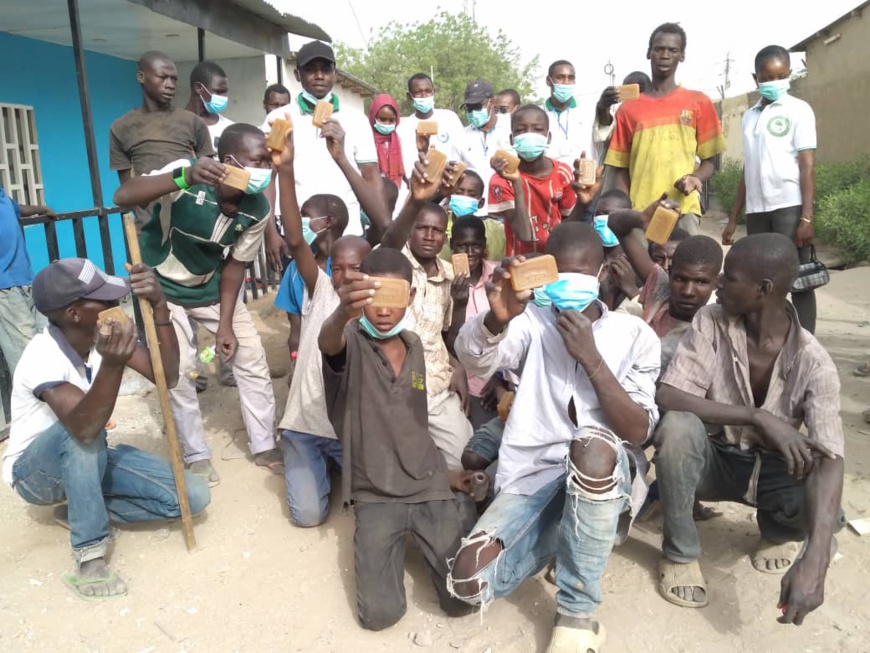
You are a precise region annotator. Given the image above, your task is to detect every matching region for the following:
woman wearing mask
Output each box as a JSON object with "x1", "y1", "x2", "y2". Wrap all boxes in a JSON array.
[{"x1": 368, "y1": 94, "x2": 405, "y2": 189}]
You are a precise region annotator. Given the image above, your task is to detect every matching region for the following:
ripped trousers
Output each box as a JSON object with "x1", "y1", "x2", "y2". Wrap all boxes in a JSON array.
[{"x1": 448, "y1": 428, "x2": 631, "y2": 618}]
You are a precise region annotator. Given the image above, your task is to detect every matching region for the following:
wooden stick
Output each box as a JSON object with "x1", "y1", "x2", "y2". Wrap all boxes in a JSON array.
[{"x1": 122, "y1": 213, "x2": 196, "y2": 551}]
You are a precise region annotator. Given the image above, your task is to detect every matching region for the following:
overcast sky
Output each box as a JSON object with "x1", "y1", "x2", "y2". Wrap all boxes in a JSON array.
[{"x1": 277, "y1": 0, "x2": 859, "y2": 111}]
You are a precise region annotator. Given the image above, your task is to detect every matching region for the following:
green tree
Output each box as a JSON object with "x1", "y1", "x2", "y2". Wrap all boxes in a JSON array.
[{"x1": 335, "y1": 12, "x2": 539, "y2": 119}]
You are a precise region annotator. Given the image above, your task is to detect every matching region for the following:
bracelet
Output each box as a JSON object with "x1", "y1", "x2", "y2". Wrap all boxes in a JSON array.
[
  {"x1": 587, "y1": 357, "x2": 604, "y2": 380},
  {"x1": 800, "y1": 216, "x2": 813, "y2": 224},
  {"x1": 154, "y1": 320, "x2": 173, "y2": 327}
]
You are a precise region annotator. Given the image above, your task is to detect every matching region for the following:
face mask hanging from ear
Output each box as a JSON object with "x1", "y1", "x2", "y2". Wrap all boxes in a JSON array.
[{"x1": 593, "y1": 215, "x2": 620, "y2": 248}]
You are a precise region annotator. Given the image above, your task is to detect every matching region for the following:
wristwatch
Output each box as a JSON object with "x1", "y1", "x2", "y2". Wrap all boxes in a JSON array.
[{"x1": 172, "y1": 166, "x2": 189, "y2": 190}]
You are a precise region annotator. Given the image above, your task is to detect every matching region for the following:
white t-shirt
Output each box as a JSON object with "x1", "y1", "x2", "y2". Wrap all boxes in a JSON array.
[
  {"x1": 397, "y1": 108, "x2": 466, "y2": 178},
  {"x1": 742, "y1": 94, "x2": 816, "y2": 214},
  {"x1": 459, "y1": 113, "x2": 514, "y2": 212},
  {"x1": 278, "y1": 269, "x2": 339, "y2": 439},
  {"x1": 3, "y1": 328, "x2": 103, "y2": 485},
  {"x1": 262, "y1": 94, "x2": 378, "y2": 236},
  {"x1": 543, "y1": 99, "x2": 595, "y2": 167},
  {"x1": 207, "y1": 114, "x2": 234, "y2": 150}
]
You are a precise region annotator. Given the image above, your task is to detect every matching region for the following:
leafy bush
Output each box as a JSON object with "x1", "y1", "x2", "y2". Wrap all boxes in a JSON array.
[
  {"x1": 813, "y1": 156, "x2": 870, "y2": 212},
  {"x1": 815, "y1": 180, "x2": 870, "y2": 264},
  {"x1": 709, "y1": 158, "x2": 744, "y2": 218}
]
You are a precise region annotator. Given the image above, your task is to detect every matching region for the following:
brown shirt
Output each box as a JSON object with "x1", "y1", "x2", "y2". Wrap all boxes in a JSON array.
[
  {"x1": 322, "y1": 321, "x2": 454, "y2": 505},
  {"x1": 109, "y1": 108, "x2": 214, "y2": 174},
  {"x1": 661, "y1": 304, "x2": 844, "y2": 457}
]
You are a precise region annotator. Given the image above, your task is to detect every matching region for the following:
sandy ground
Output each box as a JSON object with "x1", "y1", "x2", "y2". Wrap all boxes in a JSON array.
[{"x1": 2, "y1": 216, "x2": 870, "y2": 652}]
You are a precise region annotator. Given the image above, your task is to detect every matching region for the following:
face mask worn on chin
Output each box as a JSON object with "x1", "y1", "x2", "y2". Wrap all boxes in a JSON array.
[
  {"x1": 199, "y1": 87, "x2": 228, "y2": 114},
  {"x1": 758, "y1": 78, "x2": 790, "y2": 102},
  {"x1": 359, "y1": 314, "x2": 406, "y2": 340},
  {"x1": 544, "y1": 271, "x2": 601, "y2": 313},
  {"x1": 467, "y1": 107, "x2": 490, "y2": 129},
  {"x1": 374, "y1": 121, "x2": 396, "y2": 135},
  {"x1": 301, "y1": 217, "x2": 327, "y2": 245},
  {"x1": 301, "y1": 89, "x2": 332, "y2": 106},
  {"x1": 449, "y1": 195, "x2": 480, "y2": 217},
  {"x1": 593, "y1": 215, "x2": 620, "y2": 248},
  {"x1": 413, "y1": 96, "x2": 435, "y2": 114},
  {"x1": 513, "y1": 133, "x2": 550, "y2": 161},
  {"x1": 550, "y1": 83, "x2": 575, "y2": 104}
]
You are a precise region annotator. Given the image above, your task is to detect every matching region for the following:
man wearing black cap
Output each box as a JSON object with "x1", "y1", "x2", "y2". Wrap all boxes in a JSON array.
[
  {"x1": 2, "y1": 258, "x2": 210, "y2": 600},
  {"x1": 458, "y1": 80, "x2": 513, "y2": 210},
  {"x1": 261, "y1": 40, "x2": 389, "y2": 260}
]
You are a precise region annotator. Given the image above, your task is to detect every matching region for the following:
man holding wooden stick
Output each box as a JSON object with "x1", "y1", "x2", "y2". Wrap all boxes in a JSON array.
[{"x1": 2, "y1": 258, "x2": 211, "y2": 600}]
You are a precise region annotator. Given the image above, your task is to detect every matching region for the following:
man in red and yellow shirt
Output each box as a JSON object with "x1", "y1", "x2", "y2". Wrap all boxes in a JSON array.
[
  {"x1": 488, "y1": 105, "x2": 590, "y2": 256},
  {"x1": 605, "y1": 23, "x2": 726, "y2": 235}
]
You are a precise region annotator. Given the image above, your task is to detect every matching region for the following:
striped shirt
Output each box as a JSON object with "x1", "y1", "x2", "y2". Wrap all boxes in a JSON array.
[
  {"x1": 660, "y1": 304, "x2": 844, "y2": 457},
  {"x1": 402, "y1": 245, "x2": 455, "y2": 397}
]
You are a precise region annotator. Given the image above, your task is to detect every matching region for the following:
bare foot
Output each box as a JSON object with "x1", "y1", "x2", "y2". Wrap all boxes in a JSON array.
[
  {"x1": 692, "y1": 500, "x2": 722, "y2": 521},
  {"x1": 254, "y1": 449, "x2": 284, "y2": 473},
  {"x1": 65, "y1": 558, "x2": 127, "y2": 599},
  {"x1": 188, "y1": 460, "x2": 221, "y2": 487}
]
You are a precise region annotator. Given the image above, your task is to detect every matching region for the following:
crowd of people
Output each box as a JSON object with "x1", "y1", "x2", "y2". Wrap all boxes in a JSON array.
[{"x1": 0, "y1": 20, "x2": 848, "y2": 652}]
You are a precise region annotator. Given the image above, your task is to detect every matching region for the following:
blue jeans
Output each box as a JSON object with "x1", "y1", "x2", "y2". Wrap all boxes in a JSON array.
[
  {"x1": 281, "y1": 430, "x2": 343, "y2": 527},
  {"x1": 12, "y1": 422, "x2": 211, "y2": 564},
  {"x1": 448, "y1": 434, "x2": 631, "y2": 618}
]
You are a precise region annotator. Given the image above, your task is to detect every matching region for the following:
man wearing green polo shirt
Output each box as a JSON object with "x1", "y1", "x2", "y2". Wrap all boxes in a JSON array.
[{"x1": 113, "y1": 123, "x2": 282, "y2": 485}]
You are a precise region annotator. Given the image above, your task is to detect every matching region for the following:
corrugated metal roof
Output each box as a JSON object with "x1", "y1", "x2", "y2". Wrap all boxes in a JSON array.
[{"x1": 231, "y1": 0, "x2": 331, "y2": 42}]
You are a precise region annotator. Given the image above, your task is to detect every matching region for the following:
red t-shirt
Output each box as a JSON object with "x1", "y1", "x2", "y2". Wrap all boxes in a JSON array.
[{"x1": 488, "y1": 158, "x2": 576, "y2": 256}]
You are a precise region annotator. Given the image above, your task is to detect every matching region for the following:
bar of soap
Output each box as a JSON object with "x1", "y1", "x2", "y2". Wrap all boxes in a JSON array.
[
  {"x1": 265, "y1": 117, "x2": 293, "y2": 152},
  {"x1": 416, "y1": 121, "x2": 439, "y2": 136},
  {"x1": 421, "y1": 149, "x2": 447, "y2": 185},
  {"x1": 493, "y1": 149, "x2": 520, "y2": 175},
  {"x1": 98, "y1": 305, "x2": 128, "y2": 335},
  {"x1": 312, "y1": 100, "x2": 333, "y2": 127},
  {"x1": 575, "y1": 158, "x2": 597, "y2": 186},
  {"x1": 616, "y1": 84, "x2": 641, "y2": 101},
  {"x1": 369, "y1": 277, "x2": 411, "y2": 308},
  {"x1": 645, "y1": 205, "x2": 680, "y2": 245},
  {"x1": 223, "y1": 165, "x2": 251, "y2": 192},
  {"x1": 510, "y1": 255, "x2": 559, "y2": 292},
  {"x1": 444, "y1": 161, "x2": 467, "y2": 188},
  {"x1": 451, "y1": 253, "x2": 470, "y2": 276}
]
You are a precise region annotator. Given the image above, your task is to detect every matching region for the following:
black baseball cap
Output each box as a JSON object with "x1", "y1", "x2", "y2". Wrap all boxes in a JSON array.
[
  {"x1": 462, "y1": 80, "x2": 494, "y2": 107},
  {"x1": 33, "y1": 258, "x2": 130, "y2": 313},
  {"x1": 296, "y1": 41, "x2": 336, "y2": 68}
]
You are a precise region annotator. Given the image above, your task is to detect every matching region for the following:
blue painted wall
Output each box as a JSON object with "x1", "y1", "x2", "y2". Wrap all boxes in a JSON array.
[{"x1": 0, "y1": 33, "x2": 141, "y2": 274}]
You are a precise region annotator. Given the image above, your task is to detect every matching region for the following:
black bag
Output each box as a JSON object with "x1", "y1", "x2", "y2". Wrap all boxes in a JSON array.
[{"x1": 791, "y1": 246, "x2": 829, "y2": 293}]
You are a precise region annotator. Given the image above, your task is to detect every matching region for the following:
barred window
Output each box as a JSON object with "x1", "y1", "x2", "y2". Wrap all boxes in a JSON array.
[{"x1": 0, "y1": 103, "x2": 45, "y2": 205}]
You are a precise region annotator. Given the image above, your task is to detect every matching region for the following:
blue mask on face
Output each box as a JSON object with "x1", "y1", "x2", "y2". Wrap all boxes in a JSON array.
[
  {"x1": 359, "y1": 314, "x2": 406, "y2": 340},
  {"x1": 373, "y1": 121, "x2": 396, "y2": 135},
  {"x1": 594, "y1": 215, "x2": 619, "y2": 248},
  {"x1": 413, "y1": 96, "x2": 435, "y2": 114},
  {"x1": 467, "y1": 107, "x2": 490, "y2": 129},
  {"x1": 199, "y1": 86, "x2": 228, "y2": 114},
  {"x1": 513, "y1": 133, "x2": 550, "y2": 161},
  {"x1": 301, "y1": 217, "x2": 327, "y2": 245},
  {"x1": 532, "y1": 287, "x2": 552, "y2": 307},
  {"x1": 449, "y1": 195, "x2": 479, "y2": 217},
  {"x1": 245, "y1": 167, "x2": 271, "y2": 195},
  {"x1": 544, "y1": 272, "x2": 601, "y2": 313},
  {"x1": 758, "y1": 78, "x2": 790, "y2": 102},
  {"x1": 550, "y1": 83, "x2": 575, "y2": 104}
]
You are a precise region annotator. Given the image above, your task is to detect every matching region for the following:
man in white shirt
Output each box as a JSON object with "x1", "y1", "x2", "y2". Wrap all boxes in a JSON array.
[
  {"x1": 458, "y1": 80, "x2": 513, "y2": 209},
  {"x1": 261, "y1": 40, "x2": 387, "y2": 244},
  {"x1": 397, "y1": 73, "x2": 465, "y2": 182},
  {"x1": 448, "y1": 222, "x2": 660, "y2": 653},
  {"x1": 543, "y1": 60, "x2": 594, "y2": 167},
  {"x1": 3, "y1": 259, "x2": 210, "y2": 600},
  {"x1": 183, "y1": 60, "x2": 234, "y2": 150}
]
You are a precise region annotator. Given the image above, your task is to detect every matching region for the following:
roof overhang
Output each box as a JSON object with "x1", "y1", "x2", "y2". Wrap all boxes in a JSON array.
[{"x1": 790, "y1": 0, "x2": 868, "y2": 51}]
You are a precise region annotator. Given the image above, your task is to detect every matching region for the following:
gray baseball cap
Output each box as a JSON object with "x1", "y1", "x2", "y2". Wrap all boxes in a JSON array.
[
  {"x1": 33, "y1": 258, "x2": 130, "y2": 313},
  {"x1": 462, "y1": 80, "x2": 494, "y2": 106}
]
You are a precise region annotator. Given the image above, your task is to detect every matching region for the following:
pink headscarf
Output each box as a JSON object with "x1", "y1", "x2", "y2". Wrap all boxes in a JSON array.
[{"x1": 369, "y1": 94, "x2": 405, "y2": 187}]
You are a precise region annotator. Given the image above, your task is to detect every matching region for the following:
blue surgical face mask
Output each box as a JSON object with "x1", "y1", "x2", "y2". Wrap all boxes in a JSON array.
[
  {"x1": 449, "y1": 195, "x2": 479, "y2": 217},
  {"x1": 467, "y1": 107, "x2": 490, "y2": 129},
  {"x1": 301, "y1": 89, "x2": 332, "y2": 106},
  {"x1": 513, "y1": 133, "x2": 550, "y2": 161},
  {"x1": 413, "y1": 96, "x2": 435, "y2": 114},
  {"x1": 374, "y1": 121, "x2": 396, "y2": 135},
  {"x1": 360, "y1": 314, "x2": 406, "y2": 340},
  {"x1": 550, "y1": 83, "x2": 575, "y2": 104},
  {"x1": 229, "y1": 156, "x2": 271, "y2": 194},
  {"x1": 544, "y1": 271, "x2": 601, "y2": 313},
  {"x1": 199, "y1": 86, "x2": 228, "y2": 114},
  {"x1": 758, "y1": 78, "x2": 790, "y2": 102},
  {"x1": 594, "y1": 215, "x2": 619, "y2": 248},
  {"x1": 532, "y1": 287, "x2": 552, "y2": 307},
  {"x1": 301, "y1": 217, "x2": 327, "y2": 245}
]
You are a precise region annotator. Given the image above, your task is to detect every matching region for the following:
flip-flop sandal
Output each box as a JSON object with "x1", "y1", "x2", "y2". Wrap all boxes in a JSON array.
[
  {"x1": 659, "y1": 558, "x2": 708, "y2": 608},
  {"x1": 254, "y1": 449, "x2": 284, "y2": 473},
  {"x1": 546, "y1": 621, "x2": 606, "y2": 653},
  {"x1": 62, "y1": 571, "x2": 128, "y2": 602},
  {"x1": 752, "y1": 539, "x2": 800, "y2": 575}
]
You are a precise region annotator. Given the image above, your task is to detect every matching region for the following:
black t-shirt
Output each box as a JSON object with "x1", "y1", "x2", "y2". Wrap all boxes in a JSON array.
[{"x1": 322, "y1": 321, "x2": 453, "y2": 504}]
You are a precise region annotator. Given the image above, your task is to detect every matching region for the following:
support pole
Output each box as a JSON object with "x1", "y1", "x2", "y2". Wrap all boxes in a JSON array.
[
  {"x1": 198, "y1": 27, "x2": 206, "y2": 62},
  {"x1": 122, "y1": 214, "x2": 197, "y2": 551}
]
